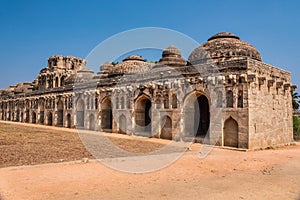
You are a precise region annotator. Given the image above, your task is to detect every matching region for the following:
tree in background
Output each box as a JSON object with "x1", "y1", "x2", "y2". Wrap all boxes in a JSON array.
[
  {"x1": 292, "y1": 91, "x2": 300, "y2": 140},
  {"x1": 292, "y1": 91, "x2": 300, "y2": 110},
  {"x1": 293, "y1": 116, "x2": 300, "y2": 140}
]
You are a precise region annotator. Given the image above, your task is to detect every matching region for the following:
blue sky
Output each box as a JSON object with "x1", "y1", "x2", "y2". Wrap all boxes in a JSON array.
[{"x1": 0, "y1": 0, "x2": 299, "y2": 90}]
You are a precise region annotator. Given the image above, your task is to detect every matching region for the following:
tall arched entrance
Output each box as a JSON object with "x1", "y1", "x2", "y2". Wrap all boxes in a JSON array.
[
  {"x1": 16, "y1": 109, "x2": 20, "y2": 122},
  {"x1": 57, "y1": 100, "x2": 64, "y2": 126},
  {"x1": 25, "y1": 101, "x2": 30, "y2": 123},
  {"x1": 101, "y1": 98, "x2": 112, "y2": 131},
  {"x1": 160, "y1": 116, "x2": 172, "y2": 140},
  {"x1": 184, "y1": 93, "x2": 210, "y2": 141},
  {"x1": 194, "y1": 95, "x2": 210, "y2": 137},
  {"x1": 32, "y1": 112, "x2": 36, "y2": 124},
  {"x1": 89, "y1": 114, "x2": 95, "y2": 130},
  {"x1": 76, "y1": 99, "x2": 85, "y2": 128},
  {"x1": 66, "y1": 114, "x2": 71, "y2": 128},
  {"x1": 119, "y1": 114, "x2": 126, "y2": 134},
  {"x1": 134, "y1": 95, "x2": 151, "y2": 135},
  {"x1": 223, "y1": 117, "x2": 238, "y2": 148},
  {"x1": 47, "y1": 112, "x2": 53, "y2": 126},
  {"x1": 20, "y1": 112, "x2": 23, "y2": 122},
  {"x1": 39, "y1": 100, "x2": 45, "y2": 124}
]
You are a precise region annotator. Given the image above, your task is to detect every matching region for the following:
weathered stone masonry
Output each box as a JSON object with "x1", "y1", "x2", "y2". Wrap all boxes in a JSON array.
[{"x1": 0, "y1": 32, "x2": 296, "y2": 150}]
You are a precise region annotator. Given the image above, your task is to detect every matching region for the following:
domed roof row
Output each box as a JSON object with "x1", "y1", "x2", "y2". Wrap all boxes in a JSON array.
[{"x1": 98, "y1": 32, "x2": 262, "y2": 74}]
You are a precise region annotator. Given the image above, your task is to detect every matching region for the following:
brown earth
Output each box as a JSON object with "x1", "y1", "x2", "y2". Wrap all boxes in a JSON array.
[
  {"x1": 0, "y1": 121, "x2": 300, "y2": 200},
  {"x1": 0, "y1": 121, "x2": 166, "y2": 168}
]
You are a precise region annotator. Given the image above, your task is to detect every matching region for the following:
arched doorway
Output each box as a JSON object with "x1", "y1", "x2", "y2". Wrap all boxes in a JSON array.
[
  {"x1": 223, "y1": 117, "x2": 238, "y2": 148},
  {"x1": 25, "y1": 101, "x2": 30, "y2": 123},
  {"x1": 32, "y1": 112, "x2": 36, "y2": 124},
  {"x1": 16, "y1": 109, "x2": 20, "y2": 122},
  {"x1": 134, "y1": 95, "x2": 152, "y2": 135},
  {"x1": 89, "y1": 114, "x2": 95, "y2": 130},
  {"x1": 183, "y1": 93, "x2": 210, "y2": 140},
  {"x1": 76, "y1": 99, "x2": 85, "y2": 128},
  {"x1": 39, "y1": 100, "x2": 45, "y2": 124},
  {"x1": 194, "y1": 95, "x2": 210, "y2": 137},
  {"x1": 66, "y1": 114, "x2": 71, "y2": 128},
  {"x1": 20, "y1": 112, "x2": 23, "y2": 122},
  {"x1": 101, "y1": 98, "x2": 112, "y2": 131},
  {"x1": 160, "y1": 116, "x2": 172, "y2": 140},
  {"x1": 57, "y1": 100, "x2": 64, "y2": 126},
  {"x1": 119, "y1": 115, "x2": 126, "y2": 134},
  {"x1": 25, "y1": 110, "x2": 29, "y2": 123},
  {"x1": 47, "y1": 112, "x2": 53, "y2": 126}
]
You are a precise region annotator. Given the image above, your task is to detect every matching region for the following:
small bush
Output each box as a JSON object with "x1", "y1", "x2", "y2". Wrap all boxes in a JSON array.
[{"x1": 293, "y1": 116, "x2": 300, "y2": 140}]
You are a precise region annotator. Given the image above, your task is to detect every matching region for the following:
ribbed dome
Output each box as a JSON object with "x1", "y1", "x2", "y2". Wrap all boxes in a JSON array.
[
  {"x1": 158, "y1": 46, "x2": 186, "y2": 67},
  {"x1": 100, "y1": 61, "x2": 113, "y2": 72},
  {"x1": 188, "y1": 32, "x2": 262, "y2": 63},
  {"x1": 122, "y1": 55, "x2": 145, "y2": 62},
  {"x1": 208, "y1": 32, "x2": 240, "y2": 41},
  {"x1": 162, "y1": 45, "x2": 182, "y2": 57},
  {"x1": 114, "y1": 55, "x2": 151, "y2": 74}
]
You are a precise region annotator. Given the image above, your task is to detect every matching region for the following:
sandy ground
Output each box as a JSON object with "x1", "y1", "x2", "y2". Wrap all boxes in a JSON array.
[
  {"x1": 0, "y1": 144, "x2": 300, "y2": 199},
  {"x1": 0, "y1": 121, "x2": 300, "y2": 199}
]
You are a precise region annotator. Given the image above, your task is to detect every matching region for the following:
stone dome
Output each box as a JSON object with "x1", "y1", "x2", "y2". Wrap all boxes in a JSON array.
[
  {"x1": 188, "y1": 32, "x2": 262, "y2": 63},
  {"x1": 114, "y1": 55, "x2": 151, "y2": 74},
  {"x1": 158, "y1": 46, "x2": 186, "y2": 67},
  {"x1": 162, "y1": 45, "x2": 182, "y2": 57},
  {"x1": 100, "y1": 62, "x2": 113, "y2": 73}
]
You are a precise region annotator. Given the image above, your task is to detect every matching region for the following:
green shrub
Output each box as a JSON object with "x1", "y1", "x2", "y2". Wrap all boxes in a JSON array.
[{"x1": 293, "y1": 116, "x2": 300, "y2": 140}]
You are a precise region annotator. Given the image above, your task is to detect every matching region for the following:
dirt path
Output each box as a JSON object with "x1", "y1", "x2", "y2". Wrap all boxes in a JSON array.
[{"x1": 0, "y1": 143, "x2": 300, "y2": 200}]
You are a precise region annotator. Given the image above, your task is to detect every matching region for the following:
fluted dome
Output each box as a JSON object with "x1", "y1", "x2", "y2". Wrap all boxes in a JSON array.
[
  {"x1": 158, "y1": 46, "x2": 186, "y2": 67},
  {"x1": 188, "y1": 32, "x2": 262, "y2": 63},
  {"x1": 162, "y1": 45, "x2": 182, "y2": 57},
  {"x1": 100, "y1": 62, "x2": 114, "y2": 73},
  {"x1": 114, "y1": 55, "x2": 151, "y2": 74}
]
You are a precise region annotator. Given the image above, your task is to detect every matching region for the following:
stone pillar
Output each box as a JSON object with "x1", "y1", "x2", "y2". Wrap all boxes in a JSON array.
[
  {"x1": 132, "y1": 110, "x2": 135, "y2": 135},
  {"x1": 179, "y1": 108, "x2": 184, "y2": 141},
  {"x1": 45, "y1": 77, "x2": 49, "y2": 89},
  {"x1": 53, "y1": 98, "x2": 58, "y2": 126},
  {"x1": 57, "y1": 56, "x2": 64, "y2": 68},
  {"x1": 58, "y1": 76, "x2": 61, "y2": 88},
  {"x1": 53, "y1": 77, "x2": 56, "y2": 88}
]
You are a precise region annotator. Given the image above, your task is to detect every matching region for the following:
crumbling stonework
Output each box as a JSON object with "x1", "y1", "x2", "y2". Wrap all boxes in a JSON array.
[{"x1": 0, "y1": 32, "x2": 295, "y2": 150}]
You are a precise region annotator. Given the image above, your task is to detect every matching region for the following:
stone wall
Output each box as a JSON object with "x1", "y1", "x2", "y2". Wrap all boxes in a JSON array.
[
  {"x1": 247, "y1": 59, "x2": 293, "y2": 149},
  {"x1": 0, "y1": 54, "x2": 295, "y2": 150}
]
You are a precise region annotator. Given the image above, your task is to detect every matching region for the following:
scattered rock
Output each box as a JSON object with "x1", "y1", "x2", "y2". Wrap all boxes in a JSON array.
[
  {"x1": 261, "y1": 167, "x2": 273, "y2": 175},
  {"x1": 184, "y1": 146, "x2": 192, "y2": 151}
]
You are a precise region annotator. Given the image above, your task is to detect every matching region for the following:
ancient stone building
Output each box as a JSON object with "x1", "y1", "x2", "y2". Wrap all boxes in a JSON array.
[{"x1": 0, "y1": 32, "x2": 296, "y2": 150}]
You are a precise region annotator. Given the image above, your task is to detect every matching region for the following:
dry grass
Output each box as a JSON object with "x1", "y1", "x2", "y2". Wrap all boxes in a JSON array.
[
  {"x1": 0, "y1": 122, "x2": 167, "y2": 168},
  {"x1": 0, "y1": 122, "x2": 93, "y2": 168}
]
